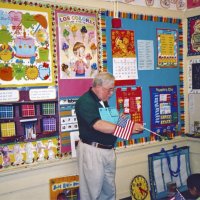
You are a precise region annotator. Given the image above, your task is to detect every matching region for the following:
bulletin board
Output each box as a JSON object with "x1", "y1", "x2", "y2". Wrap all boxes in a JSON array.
[
  {"x1": 101, "y1": 11, "x2": 184, "y2": 145},
  {"x1": 0, "y1": 1, "x2": 103, "y2": 169},
  {"x1": 0, "y1": 1, "x2": 60, "y2": 168}
]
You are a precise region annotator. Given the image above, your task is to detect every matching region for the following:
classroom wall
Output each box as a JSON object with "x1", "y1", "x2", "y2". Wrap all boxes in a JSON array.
[
  {"x1": 0, "y1": 0, "x2": 200, "y2": 200},
  {"x1": 0, "y1": 137, "x2": 199, "y2": 200}
]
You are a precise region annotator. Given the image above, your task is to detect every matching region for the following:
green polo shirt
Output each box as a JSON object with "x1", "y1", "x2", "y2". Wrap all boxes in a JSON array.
[{"x1": 75, "y1": 88, "x2": 117, "y2": 147}]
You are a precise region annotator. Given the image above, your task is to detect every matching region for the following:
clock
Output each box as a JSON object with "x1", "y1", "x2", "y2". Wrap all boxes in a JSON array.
[{"x1": 130, "y1": 175, "x2": 149, "y2": 200}]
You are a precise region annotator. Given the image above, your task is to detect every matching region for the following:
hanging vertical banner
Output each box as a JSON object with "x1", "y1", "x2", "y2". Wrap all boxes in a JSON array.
[
  {"x1": 187, "y1": 15, "x2": 200, "y2": 56},
  {"x1": 0, "y1": 2, "x2": 54, "y2": 87},
  {"x1": 116, "y1": 87, "x2": 143, "y2": 124},
  {"x1": 111, "y1": 30, "x2": 137, "y2": 86},
  {"x1": 150, "y1": 86, "x2": 178, "y2": 138},
  {"x1": 55, "y1": 10, "x2": 99, "y2": 79},
  {"x1": 157, "y1": 28, "x2": 178, "y2": 68}
]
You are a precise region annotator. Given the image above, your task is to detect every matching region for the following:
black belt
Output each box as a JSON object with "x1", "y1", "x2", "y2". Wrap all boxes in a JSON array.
[{"x1": 81, "y1": 139, "x2": 113, "y2": 149}]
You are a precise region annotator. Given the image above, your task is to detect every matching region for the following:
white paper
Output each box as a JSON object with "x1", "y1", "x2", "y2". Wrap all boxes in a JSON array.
[
  {"x1": 137, "y1": 40, "x2": 154, "y2": 70},
  {"x1": 153, "y1": 159, "x2": 165, "y2": 193},
  {"x1": 70, "y1": 131, "x2": 80, "y2": 158},
  {"x1": 113, "y1": 57, "x2": 138, "y2": 80},
  {"x1": 0, "y1": 90, "x2": 19, "y2": 102}
]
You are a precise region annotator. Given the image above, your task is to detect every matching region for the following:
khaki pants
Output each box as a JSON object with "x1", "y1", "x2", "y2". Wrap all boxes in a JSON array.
[{"x1": 77, "y1": 140, "x2": 116, "y2": 200}]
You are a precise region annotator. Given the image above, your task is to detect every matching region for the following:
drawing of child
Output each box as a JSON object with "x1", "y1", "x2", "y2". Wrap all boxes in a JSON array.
[{"x1": 72, "y1": 42, "x2": 88, "y2": 77}]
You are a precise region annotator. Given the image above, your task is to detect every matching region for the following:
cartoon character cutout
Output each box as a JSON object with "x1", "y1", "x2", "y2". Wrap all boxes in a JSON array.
[
  {"x1": 46, "y1": 140, "x2": 57, "y2": 160},
  {"x1": 36, "y1": 141, "x2": 45, "y2": 161},
  {"x1": 13, "y1": 144, "x2": 24, "y2": 165},
  {"x1": 25, "y1": 142, "x2": 35, "y2": 164},
  {"x1": 0, "y1": 145, "x2": 12, "y2": 167}
]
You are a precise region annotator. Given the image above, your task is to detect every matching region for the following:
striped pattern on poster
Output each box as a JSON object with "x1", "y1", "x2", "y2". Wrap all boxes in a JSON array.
[{"x1": 113, "y1": 116, "x2": 134, "y2": 140}]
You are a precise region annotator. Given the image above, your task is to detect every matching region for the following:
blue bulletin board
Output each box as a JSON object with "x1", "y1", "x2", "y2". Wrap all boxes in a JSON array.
[{"x1": 101, "y1": 11, "x2": 184, "y2": 146}]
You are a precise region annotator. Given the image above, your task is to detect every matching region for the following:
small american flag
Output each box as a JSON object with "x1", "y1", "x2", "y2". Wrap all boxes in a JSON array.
[
  {"x1": 170, "y1": 189, "x2": 185, "y2": 200},
  {"x1": 113, "y1": 116, "x2": 134, "y2": 140}
]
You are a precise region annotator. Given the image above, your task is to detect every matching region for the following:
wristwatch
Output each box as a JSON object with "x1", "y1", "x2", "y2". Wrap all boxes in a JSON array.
[{"x1": 130, "y1": 175, "x2": 149, "y2": 200}]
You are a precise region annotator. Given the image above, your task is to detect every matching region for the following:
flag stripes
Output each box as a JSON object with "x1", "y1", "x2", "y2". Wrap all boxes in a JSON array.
[{"x1": 113, "y1": 117, "x2": 134, "y2": 140}]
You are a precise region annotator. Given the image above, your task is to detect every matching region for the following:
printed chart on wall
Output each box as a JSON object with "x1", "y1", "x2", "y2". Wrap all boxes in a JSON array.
[
  {"x1": 0, "y1": 3, "x2": 54, "y2": 87},
  {"x1": 55, "y1": 9, "x2": 99, "y2": 79},
  {"x1": 116, "y1": 87, "x2": 143, "y2": 124},
  {"x1": 59, "y1": 96, "x2": 79, "y2": 155},
  {"x1": 150, "y1": 86, "x2": 178, "y2": 139},
  {"x1": 157, "y1": 28, "x2": 178, "y2": 68}
]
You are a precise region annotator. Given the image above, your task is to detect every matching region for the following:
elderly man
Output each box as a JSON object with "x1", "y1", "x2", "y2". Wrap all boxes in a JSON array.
[{"x1": 75, "y1": 72, "x2": 143, "y2": 200}]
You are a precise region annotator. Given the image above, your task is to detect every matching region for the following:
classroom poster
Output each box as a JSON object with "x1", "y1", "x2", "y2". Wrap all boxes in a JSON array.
[
  {"x1": 59, "y1": 97, "x2": 79, "y2": 154},
  {"x1": 157, "y1": 28, "x2": 178, "y2": 68},
  {"x1": 150, "y1": 86, "x2": 178, "y2": 138},
  {"x1": 111, "y1": 30, "x2": 138, "y2": 81},
  {"x1": 55, "y1": 10, "x2": 99, "y2": 79},
  {"x1": 137, "y1": 40, "x2": 154, "y2": 70},
  {"x1": 188, "y1": 59, "x2": 200, "y2": 93},
  {"x1": 116, "y1": 87, "x2": 143, "y2": 124},
  {"x1": 187, "y1": 15, "x2": 200, "y2": 56},
  {"x1": 0, "y1": 1, "x2": 60, "y2": 169},
  {"x1": 0, "y1": 87, "x2": 59, "y2": 144},
  {"x1": 0, "y1": 3, "x2": 54, "y2": 87},
  {"x1": 49, "y1": 175, "x2": 80, "y2": 200}
]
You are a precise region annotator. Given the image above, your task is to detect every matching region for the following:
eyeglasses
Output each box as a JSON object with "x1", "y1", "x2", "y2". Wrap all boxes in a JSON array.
[{"x1": 102, "y1": 86, "x2": 115, "y2": 93}]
